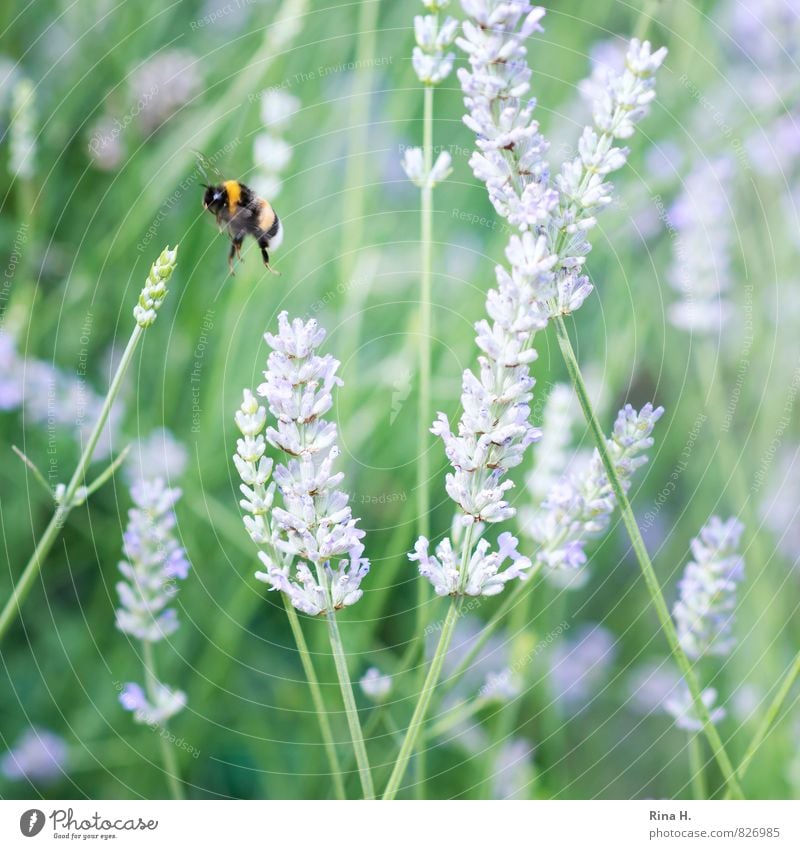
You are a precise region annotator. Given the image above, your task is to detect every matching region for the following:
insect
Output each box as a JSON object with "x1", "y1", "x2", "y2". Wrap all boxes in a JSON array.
[{"x1": 202, "y1": 179, "x2": 283, "y2": 275}]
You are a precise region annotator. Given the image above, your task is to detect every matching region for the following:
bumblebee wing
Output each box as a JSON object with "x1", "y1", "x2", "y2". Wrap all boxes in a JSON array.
[{"x1": 193, "y1": 149, "x2": 223, "y2": 183}]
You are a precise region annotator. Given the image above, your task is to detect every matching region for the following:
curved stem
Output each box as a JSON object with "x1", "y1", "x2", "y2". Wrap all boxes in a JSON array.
[
  {"x1": 325, "y1": 609, "x2": 375, "y2": 799},
  {"x1": 688, "y1": 733, "x2": 707, "y2": 800},
  {"x1": 142, "y1": 641, "x2": 184, "y2": 800},
  {"x1": 553, "y1": 314, "x2": 744, "y2": 799},
  {"x1": 726, "y1": 650, "x2": 800, "y2": 797},
  {"x1": 383, "y1": 596, "x2": 462, "y2": 800},
  {"x1": 283, "y1": 596, "x2": 346, "y2": 800},
  {"x1": 413, "y1": 81, "x2": 436, "y2": 798},
  {"x1": 0, "y1": 324, "x2": 143, "y2": 643}
]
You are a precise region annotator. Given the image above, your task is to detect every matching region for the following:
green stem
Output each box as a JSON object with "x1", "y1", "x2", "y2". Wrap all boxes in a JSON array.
[
  {"x1": 726, "y1": 650, "x2": 800, "y2": 796},
  {"x1": 340, "y1": 0, "x2": 380, "y2": 284},
  {"x1": 0, "y1": 324, "x2": 143, "y2": 643},
  {"x1": 325, "y1": 609, "x2": 375, "y2": 799},
  {"x1": 283, "y1": 596, "x2": 346, "y2": 800},
  {"x1": 416, "y1": 82, "x2": 434, "y2": 602},
  {"x1": 688, "y1": 733, "x2": 707, "y2": 800},
  {"x1": 633, "y1": 0, "x2": 661, "y2": 40},
  {"x1": 413, "y1": 80, "x2": 436, "y2": 799},
  {"x1": 553, "y1": 314, "x2": 744, "y2": 799},
  {"x1": 141, "y1": 641, "x2": 184, "y2": 800},
  {"x1": 383, "y1": 596, "x2": 462, "y2": 800},
  {"x1": 443, "y1": 565, "x2": 541, "y2": 696},
  {"x1": 183, "y1": 492, "x2": 347, "y2": 799}
]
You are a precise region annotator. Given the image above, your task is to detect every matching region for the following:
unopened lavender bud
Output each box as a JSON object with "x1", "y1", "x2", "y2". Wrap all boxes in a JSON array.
[
  {"x1": 360, "y1": 667, "x2": 392, "y2": 701},
  {"x1": 134, "y1": 245, "x2": 179, "y2": 328},
  {"x1": 9, "y1": 78, "x2": 36, "y2": 180},
  {"x1": 673, "y1": 516, "x2": 744, "y2": 660}
]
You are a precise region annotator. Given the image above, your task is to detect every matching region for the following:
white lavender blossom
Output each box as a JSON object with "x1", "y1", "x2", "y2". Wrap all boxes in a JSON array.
[
  {"x1": 252, "y1": 90, "x2": 300, "y2": 198},
  {"x1": 625, "y1": 660, "x2": 682, "y2": 716},
  {"x1": 402, "y1": 147, "x2": 453, "y2": 188},
  {"x1": 241, "y1": 313, "x2": 369, "y2": 616},
  {"x1": 525, "y1": 403, "x2": 663, "y2": 584},
  {"x1": 525, "y1": 383, "x2": 577, "y2": 503},
  {"x1": 0, "y1": 330, "x2": 120, "y2": 459},
  {"x1": 116, "y1": 478, "x2": 190, "y2": 725},
  {"x1": 664, "y1": 683, "x2": 726, "y2": 732},
  {"x1": 490, "y1": 738, "x2": 535, "y2": 799},
  {"x1": 115, "y1": 479, "x2": 191, "y2": 642},
  {"x1": 667, "y1": 157, "x2": 735, "y2": 333},
  {"x1": 548, "y1": 624, "x2": 616, "y2": 712},
  {"x1": 673, "y1": 516, "x2": 745, "y2": 660},
  {"x1": 412, "y1": 4, "x2": 458, "y2": 85},
  {"x1": 119, "y1": 681, "x2": 187, "y2": 726},
  {"x1": 124, "y1": 427, "x2": 188, "y2": 486},
  {"x1": 410, "y1": 530, "x2": 531, "y2": 597},
  {"x1": 134, "y1": 245, "x2": 178, "y2": 328},
  {"x1": 9, "y1": 78, "x2": 36, "y2": 180},
  {"x1": 130, "y1": 50, "x2": 201, "y2": 132},
  {"x1": 458, "y1": 3, "x2": 667, "y2": 315},
  {"x1": 0, "y1": 728, "x2": 68, "y2": 784},
  {"x1": 360, "y1": 667, "x2": 392, "y2": 702}
]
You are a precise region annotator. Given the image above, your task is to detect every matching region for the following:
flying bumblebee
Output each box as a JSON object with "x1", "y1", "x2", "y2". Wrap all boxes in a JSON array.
[{"x1": 201, "y1": 178, "x2": 283, "y2": 275}]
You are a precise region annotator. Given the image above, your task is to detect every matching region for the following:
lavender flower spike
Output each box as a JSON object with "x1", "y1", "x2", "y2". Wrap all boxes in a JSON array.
[
  {"x1": 665, "y1": 684, "x2": 726, "y2": 732},
  {"x1": 673, "y1": 516, "x2": 745, "y2": 660},
  {"x1": 413, "y1": 2, "x2": 458, "y2": 85},
  {"x1": 116, "y1": 478, "x2": 190, "y2": 725},
  {"x1": 252, "y1": 312, "x2": 369, "y2": 616},
  {"x1": 458, "y1": 4, "x2": 667, "y2": 316},
  {"x1": 115, "y1": 479, "x2": 191, "y2": 642},
  {"x1": 1, "y1": 728, "x2": 68, "y2": 784},
  {"x1": 133, "y1": 245, "x2": 178, "y2": 328},
  {"x1": 526, "y1": 403, "x2": 663, "y2": 585}
]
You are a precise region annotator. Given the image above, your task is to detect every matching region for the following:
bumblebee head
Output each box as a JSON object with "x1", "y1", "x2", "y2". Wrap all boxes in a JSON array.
[{"x1": 202, "y1": 183, "x2": 226, "y2": 213}]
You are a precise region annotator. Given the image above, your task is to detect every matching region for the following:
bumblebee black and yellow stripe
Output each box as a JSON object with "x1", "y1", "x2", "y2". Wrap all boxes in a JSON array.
[{"x1": 223, "y1": 179, "x2": 241, "y2": 213}]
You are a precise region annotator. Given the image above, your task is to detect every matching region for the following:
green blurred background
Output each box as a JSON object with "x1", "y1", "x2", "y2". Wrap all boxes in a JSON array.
[{"x1": 0, "y1": 0, "x2": 798, "y2": 800}]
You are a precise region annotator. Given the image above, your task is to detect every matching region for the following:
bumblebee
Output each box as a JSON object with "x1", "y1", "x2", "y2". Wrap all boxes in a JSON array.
[{"x1": 202, "y1": 179, "x2": 283, "y2": 274}]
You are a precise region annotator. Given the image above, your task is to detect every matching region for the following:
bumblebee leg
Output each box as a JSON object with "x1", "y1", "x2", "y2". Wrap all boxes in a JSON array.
[
  {"x1": 258, "y1": 237, "x2": 280, "y2": 275},
  {"x1": 228, "y1": 236, "x2": 244, "y2": 276}
]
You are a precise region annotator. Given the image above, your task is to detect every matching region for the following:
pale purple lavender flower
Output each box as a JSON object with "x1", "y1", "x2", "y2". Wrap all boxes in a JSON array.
[
  {"x1": 458, "y1": 4, "x2": 666, "y2": 315},
  {"x1": 668, "y1": 157, "x2": 735, "y2": 334},
  {"x1": 412, "y1": 3, "x2": 458, "y2": 85},
  {"x1": 759, "y1": 445, "x2": 800, "y2": 565},
  {"x1": 0, "y1": 728, "x2": 68, "y2": 784},
  {"x1": 411, "y1": 529, "x2": 530, "y2": 597},
  {"x1": 731, "y1": 683, "x2": 764, "y2": 724},
  {"x1": 664, "y1": 683, "x2": 726, "y2": 732},
  {"x1": 427, "y1": 236, "x2": 557, "y2": 532},
  {"x1": 9, "y1": 78, "x2": 36, "y2": 180},
  {"x1": 360, "y1": 667, "x2": 392, "y2": 702},
  {"x1": 252, "y1": 90, "x2": 299, "y2": 199},
  {"x1": 480, "y1": 668, "x2": 522, "y2": 702},
  {"x1": 130, "y1": 50, "x2": 201, "y2": 132},
  {"x1": 525, "y1": 383, "x2": 577, "y2": 503},
  {"x1": 124, "y1": 427, "x2": 188, "y2": 486},
  {"x1": 525, "y1": 403, "x2": 663, "y2": 586},
  {"x1": 402, "y1": 147, "x2": 453, "y2": 188},
  {"x1": 490, "y1": 738, "x2": 535, "y2": 799},
  {"x1": 115, "y1": 479, "x2": 191, "y2": 642},
  {"x1": 0, "y1": 330, "x2": 24, "y2": 409},
  {"x1": 0, "y1": 330, "x2": 119, "y2": 459},
  {"x1": 119, "y1": 681, "x2": 187, "y2": 726},
  {"x1": 625, "y1": 660, "x2": 682, "y2": 716},
  {"x1": 548, "y1": 624, "x2": 616, "y2": 712},
  {"x1": 248, "y1": 313, "x2": 369, "y2": 616},
  {"x1": 673, "y1": 516, "x2": 745, "y2": 660}
]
